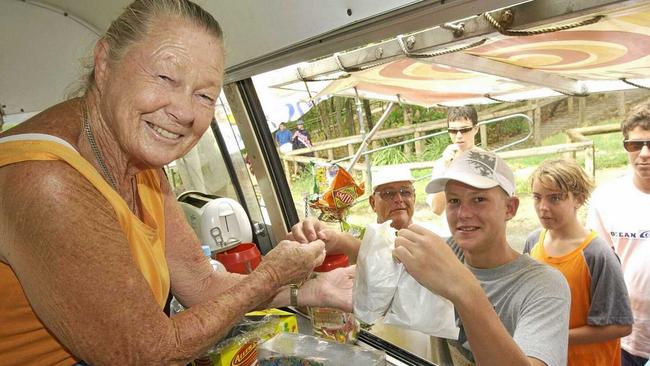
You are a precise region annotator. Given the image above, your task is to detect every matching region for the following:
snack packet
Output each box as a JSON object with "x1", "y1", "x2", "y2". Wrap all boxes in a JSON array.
[{"x1": 309, "y1": 166, "x2": 364, "y2": 222}]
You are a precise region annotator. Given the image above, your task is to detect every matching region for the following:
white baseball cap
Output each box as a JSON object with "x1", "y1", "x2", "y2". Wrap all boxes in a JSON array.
[
  {"x1": 425, "y1": 148, "x2": 515, "y2": 196},
  {"x1": 371, "y1": 166, "x2": 415, "y2": 192}
]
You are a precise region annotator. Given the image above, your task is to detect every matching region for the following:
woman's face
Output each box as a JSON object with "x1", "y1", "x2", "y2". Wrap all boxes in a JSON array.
[{"x1": 96, "y1": 17, "x2": 224, "y2": 167}]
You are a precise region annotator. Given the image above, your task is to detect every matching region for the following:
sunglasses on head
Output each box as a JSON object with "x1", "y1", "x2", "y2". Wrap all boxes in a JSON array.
[
  {"x1": 375, "y1": 187, "x2": 414, "y2": 200},
  {"x1": 448, "y1": 126, "x2": 474, "y2": 134},
  {"x1": 623, "y1": 139, "x2": 650, "y2": 152}
]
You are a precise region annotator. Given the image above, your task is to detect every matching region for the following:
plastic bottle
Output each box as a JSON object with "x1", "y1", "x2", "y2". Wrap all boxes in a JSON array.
[
  {"x1": 202, "y1": 245, "x2": 226, "y2": 273},
  {"x1": 309, "y1": 254, "x2": 359, "y2": 344},
  {"x1": 190, "y1": 246, "x2": 226, "y2": 366}
]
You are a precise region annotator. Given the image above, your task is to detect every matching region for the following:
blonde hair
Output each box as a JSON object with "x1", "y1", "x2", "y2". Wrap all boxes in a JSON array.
[
  {"x1": 529, "y1": 159, "x2": 595, "y2": 205},
  {"x1": 76, "y1": 0, "x2": 222, "y2": 95}
]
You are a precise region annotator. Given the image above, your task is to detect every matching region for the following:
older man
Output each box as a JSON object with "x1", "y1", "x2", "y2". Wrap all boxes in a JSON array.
[{"x1": 289, "y1": 165, "x2": 415, "y2": 263}]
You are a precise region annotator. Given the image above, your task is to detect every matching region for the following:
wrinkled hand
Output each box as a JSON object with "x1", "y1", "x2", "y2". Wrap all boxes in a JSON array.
[
  {"x1": 301, "y1": 265, "x2": 355, "y2": 312},
  {"x1": 257, "y1": 239, "x2": 325, "y2": 287},
  {"x1": 287, "y1": 217, "x2": 345, "y2": 255},
  {"x1": 393, "y1": 224, "x2": 475, "y2": 302}
]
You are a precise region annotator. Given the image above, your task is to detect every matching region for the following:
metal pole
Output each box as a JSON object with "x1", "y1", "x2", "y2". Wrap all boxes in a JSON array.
[{"x1": 352, "y1": 88, "x2": 373, "y2": 188}]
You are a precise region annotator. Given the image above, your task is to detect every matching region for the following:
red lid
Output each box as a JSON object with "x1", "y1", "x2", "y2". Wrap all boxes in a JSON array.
[
  {"x1": 314, "y1": 254, "x2": 349, "y2": 272},
  {"x1": 215, "y1": 243, "x2": 261, "y2": 274}
]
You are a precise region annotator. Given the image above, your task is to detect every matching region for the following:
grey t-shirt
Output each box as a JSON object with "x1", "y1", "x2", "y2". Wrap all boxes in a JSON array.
[
  {"x1": 523, "y1": 229, "x2": 634, "y2": 327},
  {"x1": 448, "y1": 239, "x2": 570, "y2": 366}
]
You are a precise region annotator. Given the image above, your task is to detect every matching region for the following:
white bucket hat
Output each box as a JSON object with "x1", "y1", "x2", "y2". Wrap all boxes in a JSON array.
[
  {"x1": 371, "y1": 165, "x2": 415, "y2": 192},
  {"x1": 425, "y1": 148, "x2": 515, "y2": 196}
]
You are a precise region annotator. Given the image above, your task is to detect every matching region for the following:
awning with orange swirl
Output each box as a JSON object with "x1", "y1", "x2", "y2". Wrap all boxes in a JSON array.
[{"x1": 311, "y1": 3, "x2": 650, "y2": 107}]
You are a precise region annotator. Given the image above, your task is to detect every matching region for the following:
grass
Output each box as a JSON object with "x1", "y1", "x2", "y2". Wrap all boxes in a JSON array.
[
  {"x1": 507, "y1": 131, "x2": 628, "y2": 195},
  {"x1": 289, "y1": 124, "x2": 631, "y2": 238}
]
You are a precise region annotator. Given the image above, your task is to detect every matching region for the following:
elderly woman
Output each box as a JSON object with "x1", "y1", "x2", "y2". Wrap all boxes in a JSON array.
[{"x1": 0, "y1": 1, "x2": 352, "y2": 365}]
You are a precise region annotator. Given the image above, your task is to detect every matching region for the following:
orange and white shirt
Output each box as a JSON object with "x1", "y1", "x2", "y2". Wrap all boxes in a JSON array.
[
  {"x1": 524, "y1": 229, "x2": 633, "y2": 366},
  {"x1": 588, "y1": 173, "x2": 650, "y2": 359}
]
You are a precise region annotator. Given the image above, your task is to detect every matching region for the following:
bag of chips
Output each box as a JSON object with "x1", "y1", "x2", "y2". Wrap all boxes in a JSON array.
[{"x1": 309, "y1": 166, "x2": 364, "y2": 222}]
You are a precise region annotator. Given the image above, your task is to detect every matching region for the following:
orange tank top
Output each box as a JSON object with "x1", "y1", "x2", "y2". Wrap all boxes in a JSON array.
[
  {"x1": 0, "y1": 136, "x2": 170, "y2": 366},
  {"x1": 529, "y1": 230, "x2": 622, "y2": 366}
]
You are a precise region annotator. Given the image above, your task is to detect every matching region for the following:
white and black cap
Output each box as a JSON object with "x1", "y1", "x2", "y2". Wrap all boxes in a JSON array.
[{"x1": 425, "y1": 148, "x2": 515, "y2": 196}]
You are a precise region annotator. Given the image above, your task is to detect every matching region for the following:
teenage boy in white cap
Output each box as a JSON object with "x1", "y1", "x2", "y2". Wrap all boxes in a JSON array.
[{"x1": 394, "y1": 148, "x2": 570, "y2": 366}]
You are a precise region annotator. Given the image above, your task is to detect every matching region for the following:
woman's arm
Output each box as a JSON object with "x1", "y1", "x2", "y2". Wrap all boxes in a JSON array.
[
  {"x1": 160, "y1": 172, "x2": 250, "y2": 307},
  {"x1": 2, "y1": 162, "x2": 320, "y2": 366},
  {"x1": 264, "y1": 266, "x2": 354, "y2": 311}
]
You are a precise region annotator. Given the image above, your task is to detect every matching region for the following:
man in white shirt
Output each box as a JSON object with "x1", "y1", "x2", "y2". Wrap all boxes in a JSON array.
[
  {"x1": 427, "y1": 106, "x2": 481, "y2": 234},
  {"x1": 587, "y1": 100, "x2": 650, "y2": 366}
]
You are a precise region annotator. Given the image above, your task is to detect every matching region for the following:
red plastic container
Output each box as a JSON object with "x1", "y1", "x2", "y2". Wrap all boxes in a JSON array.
[
  {"x1": 314, "y1": 254, "x2": 349, "y2": 272},
  {"x1": 215, "y1": 243, "x2": 261, "y2": 274}
]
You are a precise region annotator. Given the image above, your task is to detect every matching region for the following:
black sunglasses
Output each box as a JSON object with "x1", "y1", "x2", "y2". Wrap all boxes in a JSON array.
[
  {"x1": 375, "y1": 187, "x2": 414, "y2": 200},
  {"x1": 448, "y1": 126, "x2": 474, "y2": 134},
  {"x1": 623, "y1": 139, "x2": 650, "y2": 152}
]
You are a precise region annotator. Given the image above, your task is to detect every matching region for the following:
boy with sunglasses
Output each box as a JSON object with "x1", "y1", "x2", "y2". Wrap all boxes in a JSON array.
[
  {"x1": 587, "y1": 100, "x2": 650, "y2": 366},
  {"x1": 427, "y1": 106, "x2": 481, "y2": 224}
]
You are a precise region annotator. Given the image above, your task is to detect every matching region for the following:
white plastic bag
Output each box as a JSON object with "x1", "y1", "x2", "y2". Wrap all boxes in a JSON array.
[
  {"x1": 384, "y1": 270, "x2": 459, "y2": 339},
  {"x1": 353, "y1": 220, "x2": 400, "y2": 324}
]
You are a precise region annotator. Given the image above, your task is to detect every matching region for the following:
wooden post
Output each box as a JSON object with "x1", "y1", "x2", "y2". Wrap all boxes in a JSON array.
[
  {"x1": 327, "y1": 148, "x2": 334, "y2": 161},
  {"x1": 584, "y1": 145, "x2": 595, "y2": 179},
  {"x1": 348, "y1": 144, "x2": 355, "y2": 157},
  {"x1": 562, "y1": 151, "x2": 576, "y2": 161},
  {"x1": 567, "y1": 97, "x2": 574, "y2": 114},
  {"x1": 480, "y1": 125, "x2": 488, "y2": 148},
  {"x1": 534, "y1": 104, "x2": 542, "y2": 146},
  {"x1": 578, "y1": 97, "x2": 586, "y2": 126},
  {"x1": 282, "y1": 158, "x2": 293, "y2": 185},
  {"x1": 414, "y1": 131, "x2": 423, "y2": 155},
  {"x1": 618, "y1": 92, "x2": 626, "y2": 117}
]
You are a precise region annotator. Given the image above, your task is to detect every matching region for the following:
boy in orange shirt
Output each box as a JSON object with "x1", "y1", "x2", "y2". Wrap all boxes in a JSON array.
[{"x1": 524, "y1": 159, "x2": 633, "y2": 366}]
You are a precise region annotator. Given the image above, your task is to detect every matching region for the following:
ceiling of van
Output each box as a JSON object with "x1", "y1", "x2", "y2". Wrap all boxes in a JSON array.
[
  {"x1": 3, "y1": 0, "x2": 649, "y2": 117},
  {"x1": 2, "y1": 0, "x2": 522, "y2": 117}
]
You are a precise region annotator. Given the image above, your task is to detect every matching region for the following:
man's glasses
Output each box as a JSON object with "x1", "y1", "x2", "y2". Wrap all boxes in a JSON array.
[
  {"x1": 448, "y1": 127, "x2": 474, "y2": 135},
  {"x1": 623, "y1": 139, "x2": 650, "y2": 152},
  {"x1": 375, "y1": 188, "x2": 414, "y2": 200}
]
